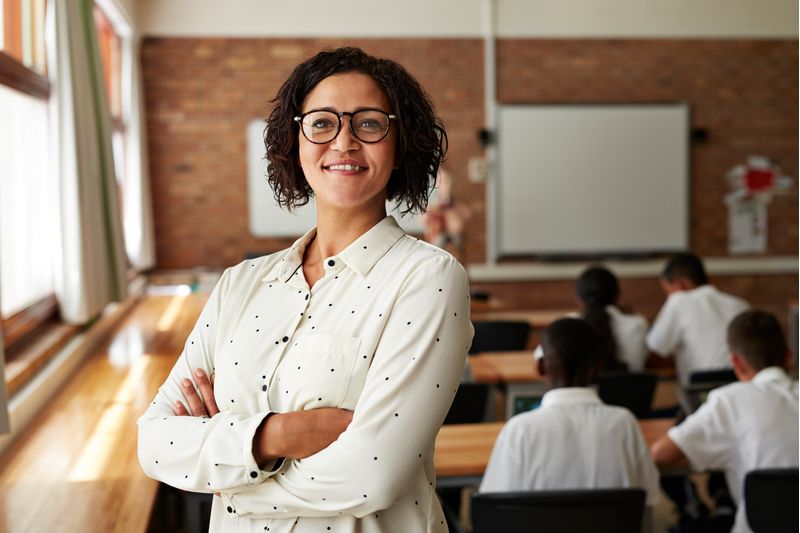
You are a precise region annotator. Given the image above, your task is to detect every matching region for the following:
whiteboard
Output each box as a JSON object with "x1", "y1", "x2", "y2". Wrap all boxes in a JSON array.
[
  {"x1": 496, "y1": 104, "x2": 689, "y2": 256},
  {"x1": 246, "y1": 120, "x2": 425, "y2": 237}
]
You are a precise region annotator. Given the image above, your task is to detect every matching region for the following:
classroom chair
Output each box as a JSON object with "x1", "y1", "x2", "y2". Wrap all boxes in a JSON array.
[
  {"x1": 744, "y1": 468, "x2": 799, "y2": 533},
  {"x1": 679, "y1": 368, "x2": 737, "y2": 413},
  {"x1": 444, "y1": 383, "x2": 491, "y2": 424},
  {"x1": 469, "y1": 320, "x2": 530, "y2": 354},
  {"x1": 471, "y1": 488, "x2": 646, "y2": 533},
  {"x1": 595, "y1": 371, "x2": 658, "y2": 418}
]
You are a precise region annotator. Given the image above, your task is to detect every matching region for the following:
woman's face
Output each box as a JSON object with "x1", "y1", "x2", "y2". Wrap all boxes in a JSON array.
[{"x1": 298, "y1": 72, "x2": 396, "y2": 217}]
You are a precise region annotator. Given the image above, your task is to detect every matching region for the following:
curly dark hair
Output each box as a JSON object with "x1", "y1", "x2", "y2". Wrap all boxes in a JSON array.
[{"x1": 265, "y1": 47, "x2": 447, "y2": 215}]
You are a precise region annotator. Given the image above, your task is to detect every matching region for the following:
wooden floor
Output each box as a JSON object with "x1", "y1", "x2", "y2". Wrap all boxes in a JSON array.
[{"x1": 0, "y1": 292, "x2": 206, "y2": 533}]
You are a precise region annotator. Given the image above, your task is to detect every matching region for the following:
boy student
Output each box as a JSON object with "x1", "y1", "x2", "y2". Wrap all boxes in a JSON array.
[
  {"x1": 481, "y1": 318, "x2": 660, "y2": 505},
  {"x1": 651, "y1": 310, "x2": 799, "y2": 533},
  {"x1": 647, "y1": 253, "x2": 749, "y2": 386}
]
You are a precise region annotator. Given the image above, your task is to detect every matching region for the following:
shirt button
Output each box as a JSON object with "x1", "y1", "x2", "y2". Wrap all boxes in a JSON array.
[
  {"x1": 262, "y1": 385, "x2": 267, "y2": 392},
  {"x1": 250, "y1": 471, "x2": 258, "y2": 478},
  {"x1": 282, "y1": 336, "x2": 289, "y2": 343},
  {"x1": 227, "y1": 506, "x2": 233, "y2": 513},
  {"x1": 327, "y1": 259, "x2": 335, "y2": 267},
  {"x1": 305, "y1": 293, "x2": 309, "y2": 300}
]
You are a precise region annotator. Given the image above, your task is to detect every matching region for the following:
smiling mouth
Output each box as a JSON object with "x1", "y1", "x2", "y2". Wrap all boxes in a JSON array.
[{"x1": 324, "y1": 164, "x2": 367, "y2": 171}]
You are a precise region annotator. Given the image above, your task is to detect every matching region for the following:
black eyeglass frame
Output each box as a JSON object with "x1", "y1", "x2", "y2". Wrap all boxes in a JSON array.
[{"x1": 293, "y1": 108, "x2": 398, "y2": 144}]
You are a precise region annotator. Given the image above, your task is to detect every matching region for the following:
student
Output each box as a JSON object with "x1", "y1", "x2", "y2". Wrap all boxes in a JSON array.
[
  {"x1": 533, "y1": 265, "x2": 649, "y2": 372},
  {"x1": 482, "y1": 318, "x2": 660, "y2": 506},
  {"x1": 647, "y1": 253, "x2": 749, "y2": 385},
  {"x1": 651, "y1": 310, "x2": 799, "y2": 533}
]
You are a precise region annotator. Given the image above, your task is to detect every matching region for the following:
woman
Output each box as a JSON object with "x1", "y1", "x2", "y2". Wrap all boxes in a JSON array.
[{"x1": 138, "y1": 47, "x2": 473, "y2": 532}]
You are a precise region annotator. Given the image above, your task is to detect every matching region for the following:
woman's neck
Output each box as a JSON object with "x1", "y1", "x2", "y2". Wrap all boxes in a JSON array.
[{"x1": 311, "y1": 205, "x2": 387, "y2": 260}]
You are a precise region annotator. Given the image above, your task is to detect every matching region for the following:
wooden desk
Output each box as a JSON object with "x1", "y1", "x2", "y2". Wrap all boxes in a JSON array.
[
  {"x1": 469, "y1": 352, "x2": 542, "y2": 383},
  {"x1": 434, "y1": 418, "x2": 675, "y2": 482},
  {"x1": 0, "y1": 293, "x2": 206, "y2": 533},
  {"x1": 468, "y1": 352, "x2": 678, "y2": 413}
]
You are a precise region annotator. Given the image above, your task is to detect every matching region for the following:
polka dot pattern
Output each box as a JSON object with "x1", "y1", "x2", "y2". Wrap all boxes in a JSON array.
[{"x1": 139, "y1": 218, "x2": 473, "y2": 532}]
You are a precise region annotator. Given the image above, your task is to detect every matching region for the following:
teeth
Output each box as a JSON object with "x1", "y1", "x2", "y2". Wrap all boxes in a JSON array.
[{"x1": 327, "y1": 164, "x2": 364, "y2": 171}]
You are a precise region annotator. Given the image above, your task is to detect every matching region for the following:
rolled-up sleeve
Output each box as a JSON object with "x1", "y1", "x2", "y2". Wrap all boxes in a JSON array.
[
  {"x1": 221, "y1": 255, "x2": 474, "y2": 518},
  {"x1": 137, "y1": 268, "x2": 281, "y2": 493}
]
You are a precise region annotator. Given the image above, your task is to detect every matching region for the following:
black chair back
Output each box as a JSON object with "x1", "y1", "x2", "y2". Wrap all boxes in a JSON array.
[
  {"x1": 689, "y1": 368, "x2": 737, "y2": 385},
  {"x1": 680, "y1": 368, "x2": 737, "y2": 413},
  {"x1": 472, "y1": 488, "x2": 646, "y2": 533},
  {"x1": 444, "y1": 383, "x2": 490, "y2": 424},
  {"x1": 596, "y1": 372, "x2": 658, "y2": 419},
  {"x1": 744, "y1": 468, "x2": 799, "y2": 533},
  {"x1": 469, "y1": 320, "x2": 530, "y2": 354}
]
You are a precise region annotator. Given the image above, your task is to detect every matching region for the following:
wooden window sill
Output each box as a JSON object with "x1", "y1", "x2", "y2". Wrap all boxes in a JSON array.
[{"x1": 4, "y1": 322, "x2": 80, "y2": 397}]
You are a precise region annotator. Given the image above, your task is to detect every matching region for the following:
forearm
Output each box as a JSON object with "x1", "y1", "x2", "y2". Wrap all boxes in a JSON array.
[{"x1": 650, "y1": 435, "x2": 686, "y2": 467}]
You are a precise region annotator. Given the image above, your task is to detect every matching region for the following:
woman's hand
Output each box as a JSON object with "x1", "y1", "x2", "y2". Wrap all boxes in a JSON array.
[
  {"x1": 254, "y1": 408, "x2": 353, "y2": 465},
  {"x1": 173, "y1": 368, "x2": 219, "y2": 417}
]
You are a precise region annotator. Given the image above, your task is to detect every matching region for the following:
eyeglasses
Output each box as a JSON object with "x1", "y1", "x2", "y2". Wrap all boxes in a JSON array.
[{"x1": 294, "y1": 109, "x2": 397, "y2": 144}]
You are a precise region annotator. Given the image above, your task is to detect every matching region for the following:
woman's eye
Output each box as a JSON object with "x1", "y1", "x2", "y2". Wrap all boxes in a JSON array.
[
  {"x1": 312, "y1": 119, "x2": 335, "y2": 129},
  {"x1": 358, "y1": 119, "x2": 381, "y2": 130}
]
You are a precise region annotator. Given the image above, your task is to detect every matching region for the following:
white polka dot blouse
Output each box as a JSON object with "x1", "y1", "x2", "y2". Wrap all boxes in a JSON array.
[{"x1": 138, "y1": 216, "x2": 475, "y2": 532}]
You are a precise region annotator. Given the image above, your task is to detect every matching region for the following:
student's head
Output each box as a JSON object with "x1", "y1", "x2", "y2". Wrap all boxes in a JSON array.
[
  {"x1": 576, "y1": 266, "x2": 619, "y2": 309},
  {"x1": 660, "y1": 252, "x2": 708, "y2": 294},
  {"x1": 727, "y1": 310, "x2": 789, "y2": 380},
  {"x1": 266, "y1": 47, "x2": 447, "y2": 216},
  {"x1": 540, "y1": 318, "x2": 600, "y2": 388}
]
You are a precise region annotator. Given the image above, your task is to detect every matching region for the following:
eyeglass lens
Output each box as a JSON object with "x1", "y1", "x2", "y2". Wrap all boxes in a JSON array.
[{"x1": 299, "y1": 110, "x2": 391, "y2": 143}]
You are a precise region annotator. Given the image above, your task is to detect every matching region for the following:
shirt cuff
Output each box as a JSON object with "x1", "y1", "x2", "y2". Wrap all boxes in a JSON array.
[{"x1": 241, "y1": 411, "x2": 284, "y2": 485}]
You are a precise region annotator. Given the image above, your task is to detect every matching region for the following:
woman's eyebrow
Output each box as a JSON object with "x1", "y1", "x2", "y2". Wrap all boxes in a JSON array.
[{"x1": 303, "y1": 106, "x2": 389, "y2": 113}]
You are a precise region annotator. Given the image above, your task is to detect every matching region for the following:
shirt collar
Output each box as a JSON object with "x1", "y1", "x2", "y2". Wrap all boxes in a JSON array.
[
  {"x1": 541, "y1": 387, "x2": 602, "y2": 408},
  {"x1": 262, "y1": 216, "x2": 405, "y2": 283},
  {"x1": 752, "y1": 366, "x2": 791, "y2": 385}
]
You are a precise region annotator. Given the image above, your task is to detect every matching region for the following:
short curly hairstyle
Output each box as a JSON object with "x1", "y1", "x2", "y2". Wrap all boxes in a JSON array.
[{"x1": 265, "y1": 47, "x2": 447, "y2": 215}]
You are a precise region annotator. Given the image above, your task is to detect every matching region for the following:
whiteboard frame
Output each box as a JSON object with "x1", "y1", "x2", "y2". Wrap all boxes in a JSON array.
[{"x1": 493, "y1": 102, "x2": 690, "y2": 259}]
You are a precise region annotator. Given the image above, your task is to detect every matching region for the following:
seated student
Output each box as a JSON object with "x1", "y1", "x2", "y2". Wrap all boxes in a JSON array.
[
  {"x1": 483, "y1": 318, "x2": 660, "y2": 505},
  {"x1": 533, "y1": 265, "x2": 649, "y2": 372},
  {"x1": 647, "y1": 252, "x2": 749, "y2": 386},
  {"x1": 651, "y1": 310, "x2": 799, "y2": 533}
]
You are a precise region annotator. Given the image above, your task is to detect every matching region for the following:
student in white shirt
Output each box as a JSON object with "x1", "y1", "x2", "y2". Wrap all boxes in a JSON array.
[
  {"x1": 138, "y1": 47, "x2": 474, "y2": 533},
  {"x1": 533, "y1": 266, "x2": 649, "y2": 372},
  {"x1": 647, "y1": 253, "x2": 749, "y2": 386},
  {"x1": 652, "y1": 310, "x2": 799, "y2": 533},
  {"x1": 482, "y1": 318, "x2": 660, "y2": 509}
]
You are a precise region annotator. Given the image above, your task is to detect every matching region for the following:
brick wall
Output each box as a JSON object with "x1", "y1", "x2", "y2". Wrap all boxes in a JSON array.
[{"x1": 142, "y1": 37, "x2": 797, "y2": 317}]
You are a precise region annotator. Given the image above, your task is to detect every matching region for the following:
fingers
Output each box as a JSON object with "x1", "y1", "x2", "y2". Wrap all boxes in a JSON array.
[
  {"x1": 173, "y1": 400, "x2": 189, "y2": 416},
  {"x1": 193, "y1": 368, "x2": 219, "y2": 417},
  {"x1": 180, "y1": 378, "x2": 208, "y2": 417}
]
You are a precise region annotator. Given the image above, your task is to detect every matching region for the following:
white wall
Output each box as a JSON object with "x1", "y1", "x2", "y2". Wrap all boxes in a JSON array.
[{"x1": 139, "y1": 0, "x2": 797, "y2": 38}]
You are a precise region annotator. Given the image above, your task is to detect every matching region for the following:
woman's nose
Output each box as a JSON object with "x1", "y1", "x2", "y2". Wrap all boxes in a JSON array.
[{"x1": 330, "y1": 117, "x2": 360, "y2": 152}]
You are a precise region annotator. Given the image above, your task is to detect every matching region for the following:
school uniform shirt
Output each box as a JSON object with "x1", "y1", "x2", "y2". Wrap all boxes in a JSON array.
[
  {"x1": 137, "y1": 216, "x2": 474, "y2": 533},
  {"x1": 646, "y1": 285, "x2": 749, "y2": 385},
  {"x1": 479, "y1": 387, "x2": 660, "y2": 506},
  {"x1": 667, "y1": 367, "x2": 799, "y2": 533},
  {"x1": 532, "y1": 306, "x2": 649, "y2": 371}
]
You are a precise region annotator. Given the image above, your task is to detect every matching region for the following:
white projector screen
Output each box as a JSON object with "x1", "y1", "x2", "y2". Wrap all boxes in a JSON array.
[{"x1": 497, "y1": 104, "x2": 689, "y2": 257}]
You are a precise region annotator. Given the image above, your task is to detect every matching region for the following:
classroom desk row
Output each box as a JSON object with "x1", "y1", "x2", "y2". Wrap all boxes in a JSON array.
[
  {"x1": 433, "y1": 419, "x2": 675, "y2": 486},
  {"x1": 467, "y1": 351, "x2": 678, "y2": 412}
]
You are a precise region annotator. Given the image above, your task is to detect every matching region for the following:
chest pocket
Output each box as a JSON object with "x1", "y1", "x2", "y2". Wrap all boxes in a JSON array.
[{"x1": 277, "y1": 334, "x2": 361, "y2": 411}]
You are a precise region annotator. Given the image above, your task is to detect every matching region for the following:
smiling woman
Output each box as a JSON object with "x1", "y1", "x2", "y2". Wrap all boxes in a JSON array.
[{"x1": 138, "y1": 47, "x2": 473, "y2": 533}]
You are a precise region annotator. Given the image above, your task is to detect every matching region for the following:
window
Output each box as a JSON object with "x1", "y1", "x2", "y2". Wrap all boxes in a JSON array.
[
  {"x1": 1, "y1": 0, "x2": 47, "y2": 75},
  {"x1": 93, "y1": 3, "x2": 127, "y2": 219},
  {"x1": 0, "y1": 0, "x2": 56, "y2": 352}
]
